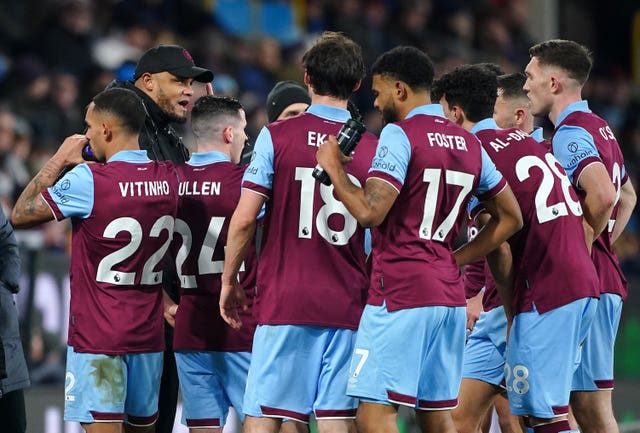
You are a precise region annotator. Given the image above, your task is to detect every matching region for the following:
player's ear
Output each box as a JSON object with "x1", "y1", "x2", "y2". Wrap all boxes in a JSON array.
[
  {"x1": 396, "y1": 81, "x2": 408, "y2": 101},
  {"x1": 223, "y1": 125, "x2": 233, "y2": 144},
  {"x1": 514, "y1": 108, "x2": 526, "y2": 125}
]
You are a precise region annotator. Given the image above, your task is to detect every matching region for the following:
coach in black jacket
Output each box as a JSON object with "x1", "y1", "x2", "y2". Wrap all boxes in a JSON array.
[
  {"x1": 0, "y1": 206, "x2": 29, "y2": 433},
  {"x1": 108, "y1": 44, "x2": 213, "y2": 433}
]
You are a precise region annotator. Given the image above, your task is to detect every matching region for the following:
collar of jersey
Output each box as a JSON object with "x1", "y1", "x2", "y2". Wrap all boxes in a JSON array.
[
  {"x1": 306, "y1": 104, "x2": 351, "y2": 122},
  {"x1": 188, "y1": 151, "x2": 231, "y2": 165},
  {"x1": 556, "y1": 100, "x2": 591, "y2": 125},
  {"x1": 405, "y1": 104, "x2": 445, "y2": 119},
  {"x1": 471, "y1": 118, "x2": 500, "y2": 134},
  {"x1": 107, "y1": 150, "x2": 152, "y2": 163}
]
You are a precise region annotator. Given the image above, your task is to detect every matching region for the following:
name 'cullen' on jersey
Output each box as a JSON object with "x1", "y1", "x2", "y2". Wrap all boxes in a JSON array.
[{"x1": 172, "y1": 153, "x2": 257, "y2": 352}]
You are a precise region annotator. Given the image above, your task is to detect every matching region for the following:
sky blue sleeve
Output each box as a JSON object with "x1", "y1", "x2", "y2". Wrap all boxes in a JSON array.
[
  {"x1": 467, "y1": 196, "x2": 482, "y2": 215},
  {"x1": 47, "y1": 164, "x2": 94, "y2": 219},
  {"x1": 369, "y1": 123, "x2": 410, "y2": 186},
  {"x1": 475, "y1": 147, "x2": 504, "y2": 196},
  {"x1": 552, "y1": 125, "x2": 600, "y2": 183},
  {"x1": 242, "y1": 126, "x2": 274, "y2": 190}
]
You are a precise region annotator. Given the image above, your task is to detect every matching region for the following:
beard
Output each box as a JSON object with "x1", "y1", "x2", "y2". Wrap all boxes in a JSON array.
[
  {"x1": 156, "y1": 91, "x2": 188, "y2": 124},
  {"x1": 381, "y1": 104, "x2": 400, "y2": 125}
]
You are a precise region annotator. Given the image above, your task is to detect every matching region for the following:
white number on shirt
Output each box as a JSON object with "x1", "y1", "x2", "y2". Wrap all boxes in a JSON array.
[
  {"x1": 174, "y1": 216, "x2": 245, "y2": 289},
  {"x1": 515, "y1": 153, "x2": 582, "y2": 224},
  {"x1": 419, "y1": 169, "x2": 475, "y2": 241},
  {"x1": 96, "y1": 215, "x2": 175, "y2": 285},
  {"x1": 608, "y1": 162, "x2": 622, "y2": 233},
  {"x1": 295, "y1": 167, "x2": 361, "y2": 246}
]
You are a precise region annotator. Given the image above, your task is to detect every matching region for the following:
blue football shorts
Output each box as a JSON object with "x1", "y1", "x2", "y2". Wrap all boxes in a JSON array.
[
  {"x1": 243, "y1": 324, "x2": 358, "y2": 423},
  {"x1": 463, "y1": 306, "x2": 508, "y2": 387},
  {"x1": 64, "y1": 346, "x2": 163, "y2": 426},
  {"x1": 572, "y1": 293, "x2": 623, "y2": 391},
  {"x1": 175, "y1": 351, "x2": 251, "y2": 428},
  {"x1": 505, "y1": 298, "x2": 597, "y2": 418},
  {"x1": 347, "y1": 302, "x2": 466, "y2": 410}
]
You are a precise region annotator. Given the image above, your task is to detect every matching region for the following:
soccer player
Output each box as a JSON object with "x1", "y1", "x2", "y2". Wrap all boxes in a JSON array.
[
  {"x1": 524, "y1": 39, "x2": 637, "y2": 433},
  {"x1": 438, "y1": 63, "x2": 600, "y2": 433},
  {"x1": 219, "y1": 32, "x2": 378, "y2": 433},
  {"x1": 494, "y1": 72, "x2": 547, "y2": 145},
  {"x1": 108, "y1": 44, "x2": 214, "y2": 433},
  {"x1": 11, "y1": 87, "x2": 179, "y2": 433},
  {"x1": 168, "y1": 95, "x2": 256, "y2": 432},
  {"x1": 315, "y1": 46, "x2": 523, "y2": 433}
]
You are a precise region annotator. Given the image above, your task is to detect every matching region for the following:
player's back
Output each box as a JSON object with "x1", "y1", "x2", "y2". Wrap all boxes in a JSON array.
[
  {"x1": 368, "y1": 113, "x2": 485, "y2": 311},
  {"x1": 476, "y1": 127, "x2": 599, "y2": 313},
  {"x1": 553, "y1": 111, "x2": 628, "y2": 299},
  {"x1": 173, "y1": 156, "x2": 257, "y2": 352},
  {"x1": 68, "y1": 159, "x2": 178, "y2": 355},
  {"x1": 249, "y1": 111, "x2": 377, "y2": 329}
]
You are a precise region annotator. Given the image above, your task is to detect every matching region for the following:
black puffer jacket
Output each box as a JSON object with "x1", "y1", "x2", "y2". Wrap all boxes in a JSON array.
[{"x1": 106, "y1": 80, "x2": 190, "y2": 165}]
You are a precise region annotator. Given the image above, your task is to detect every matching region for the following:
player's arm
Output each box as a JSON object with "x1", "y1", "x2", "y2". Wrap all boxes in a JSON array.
[
  {"x1": 464, "y1": 209, "x2": 514, "y2": 322},
  {"x1": 576, "y1": 162, "x2": 616, "y2": 246},
  {"x1": 611, "y1": 178, "x2": 637, "y2": 244},
  {"x1": 316, "y1": 135, "x2": 398, "y2": 227},
  {"x1": 220, "y1": 190, "x2": 265, "y2": 329},
  {"x1": 163, "y1": 290, "x2": 178, "y2": 328},
  {"x1": 465, "y1": 289, "x2": 484, "y2": 331},
  {"x1": 12, "y1": 134, "x2": 87, "y2": 228},
  {"x1": 454, "y1": 186, "x2": 522, "y2": 267}
]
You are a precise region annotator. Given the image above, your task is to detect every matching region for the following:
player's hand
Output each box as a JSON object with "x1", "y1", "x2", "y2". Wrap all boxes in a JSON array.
[
  {"x1": 465, "y1": 290, "x2": 483, "y2": 332},
  {"x1": 316, "y1": 135, "x2": 353, "y2": 173},
  {"x1": 164, "y1": 303, "x2": 178, "y2": 328},
  {"x1": 55, "y1": 134, "x2": 89, "y2": 167},
  {"x1": 219, "y1": 279, "x2": 247, "y2": 330}
]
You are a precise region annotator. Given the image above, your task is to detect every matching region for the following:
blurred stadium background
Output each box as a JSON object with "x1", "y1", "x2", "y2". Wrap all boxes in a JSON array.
[{"x1": 0, "y1": 0, "x2": 638, "y2": 431}]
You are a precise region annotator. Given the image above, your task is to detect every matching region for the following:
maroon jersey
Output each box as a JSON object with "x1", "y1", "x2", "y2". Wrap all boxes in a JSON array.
[
  {"x1": 553, "y1": 112, "x2": 629, "y2": 299},
  {"x1": 477, "y1": 125, "x2": 599, "y2": 314},
  {"x1": 43, "y1": 159, "x2": 179, "y2": 355},
  {"x1": 242, "y1": 107, "x2": 377, "y2": 329},
  {"x1": 463, "y1": 218, "x2": 500, "y2": 311},
  {"x1": 172, "y1": 154, "x2": 257, "y2": 352},
  {"x1": 366, "y1": 111, "x2": 506, "y2": 311}
]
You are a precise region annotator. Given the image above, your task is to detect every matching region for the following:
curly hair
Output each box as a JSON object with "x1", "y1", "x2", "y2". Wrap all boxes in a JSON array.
[
  {"x1": 371, "y1": 46, "x2": 435, "y2": 92},
  {"x1": 438, "y1": 64, "x2": 497, "y2": 122}
]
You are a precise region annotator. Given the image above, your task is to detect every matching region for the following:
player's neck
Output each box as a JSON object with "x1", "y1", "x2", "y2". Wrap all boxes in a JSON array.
[
  {"x1": 105, "y1": 136, "x2": 141, "y2": 160},
  {"x1": 310, "y1": 94, "x2": 348, "y2": 110},
  {"x1": 197, "y1": 142, "x2": 230, "y2": 158},
  {"x1": 549, "y1": 91, "x2": 582, "y2": 125}
]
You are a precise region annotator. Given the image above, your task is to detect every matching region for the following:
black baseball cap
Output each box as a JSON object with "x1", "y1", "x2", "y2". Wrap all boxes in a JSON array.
[{"x1": 133, "y1": 45, "x2": 214, "y2": 83}]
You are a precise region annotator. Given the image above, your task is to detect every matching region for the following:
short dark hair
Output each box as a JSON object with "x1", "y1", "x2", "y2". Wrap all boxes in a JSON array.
[
  {"x1": 191, "y1": 95, "x2": 244, "y2": 139},
  {"x1": 438, "y1": 64, "x2": 497, "y2": 122},
  {"x1": 92, "y1": 88, "x2": 145, "y2": 134},
  {"x1": 529, "y1": 39, "x2": 593, "y2": 85},
  {"x1": 497, "y1": 72, "x2": 528, "y2": 100},
  {"x1": 475, "y1": 62, "x2": 505, "y2": 76},
  {"x1": 431, "y1": 78, "x2": 443, "y2": 103},
  {"x1": 371, "y1": 46, "x2": 435, "y2": 92},
  {"x1": 302, "y1": 31, "x2": 365, "y2": 100}
]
